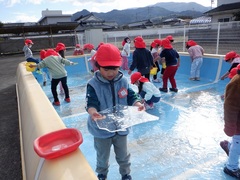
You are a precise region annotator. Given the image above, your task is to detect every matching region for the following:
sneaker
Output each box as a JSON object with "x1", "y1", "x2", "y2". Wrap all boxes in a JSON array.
[
  {"x1": 220, "y1": 140, "x2": 229, "y2": 156},
  {"x1": 189, "y1": 77, "x2": 195, "y2": 81},
  {"x1": 223, "y1": 167, "x2": 240, "y2": 178},
  {"x1": 97, "y1": 174, "x2": 107, "y2": 180},
  {"x1": 152, "y1": 79, "x2": 161, "y2": 83},
  {"x1": 159, "y1": 88, "x2": 168, "y2": 92},
  {"x1": 195, "y1": 77, "x2": 200, "y2": 81},
  {"x1": 65, "y1": 98, "x2": 71, "y2": 103},
  {"x1": 122, "y1": 174, "x2": 132, "y2": 180},
  {"x1": 169, "y1": 88, "x2": 178, "y2": 92},
  {"x1": 52, "y1": 101, "x2": 60, "y2": 106},
  {"x1": 144, "y1": 102, "x2": 154, "y2": 110},
  {"x1": 43, "y1": 81, "x2": 46, "y2": 86}
]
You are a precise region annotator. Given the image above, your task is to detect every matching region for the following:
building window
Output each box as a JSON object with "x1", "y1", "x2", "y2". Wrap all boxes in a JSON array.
[{"x1": 218, "y1": 18, "x2": 230, "y2": 22}]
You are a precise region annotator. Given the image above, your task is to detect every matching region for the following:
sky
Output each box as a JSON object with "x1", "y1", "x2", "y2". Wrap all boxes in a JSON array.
[{"x1": 0, "y1": 0, "x2": 217, "y2": 23}]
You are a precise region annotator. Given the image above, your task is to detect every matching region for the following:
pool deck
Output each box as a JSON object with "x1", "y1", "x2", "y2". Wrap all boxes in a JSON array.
[{"x1": 0, "y1": 54, "x2": 23, "y2": 180}]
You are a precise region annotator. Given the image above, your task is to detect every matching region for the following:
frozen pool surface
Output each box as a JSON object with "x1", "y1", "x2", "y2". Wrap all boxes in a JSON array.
[
  {"x1": 41, "y1": 71, "x2": 235, "y2": 180},
  {"x1": 38, "y1": 53, "x2": 236, "y2": 179}
]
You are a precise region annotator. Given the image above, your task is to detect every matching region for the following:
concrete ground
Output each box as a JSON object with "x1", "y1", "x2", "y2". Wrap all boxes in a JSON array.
[{"x1": 0, "y1": 54, "x2": 24, "y2": 180}]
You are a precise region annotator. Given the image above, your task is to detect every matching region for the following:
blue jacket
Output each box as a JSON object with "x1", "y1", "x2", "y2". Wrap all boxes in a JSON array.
[{"x1": 86, "y1": 71, "x2": 140, "y2": 138}]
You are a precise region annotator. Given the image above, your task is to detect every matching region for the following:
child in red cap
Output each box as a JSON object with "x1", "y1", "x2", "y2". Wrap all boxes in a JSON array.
[
  {"x1": 220, "y1": 51, "x2": 240, "y2": 80},
  {"x1": 84, "y1": 43, "x2": 97, "y2": 72},
  {"x1": 159, "y1": 38, "x2": 180, "y2": 93},
  {"x1": 130, "y1": 72, "x2": 161, "y2": 109},
  {"x1": 73, "y1": 44, "x2": 84, "y2": 55},
  {"x1": 85, "y1": 43, "x2": 144, "y2": 180},
  {"x1": 186, "y1": 40, "x2": 204, "y2": 81},
  {"x1": 55, "y1": 42, "x2": 67, "y2": 94},
  {"x1": 150, "y1": 39, "x2": 162, "y2": 83},
  {"x1": 23, "y1": 39, "x2": 42, "y2": 74},
  {"x1": 29, "y1": 48, "x2": 77, "y2": 106},
  {"x1": 128, "y1": 36, "x2": 154, "y2": 81},
  {"x1": 39, "y1": 49, "x2": 50, "y2": 86},
  {"x1": 23, "y1": 39, "x2": 39, "y2": 64}
]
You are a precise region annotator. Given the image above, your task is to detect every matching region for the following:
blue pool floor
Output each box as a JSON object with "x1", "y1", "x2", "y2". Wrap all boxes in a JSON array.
[{"x1": 41, "y1": 71, "x2": 237, "y2": 180}]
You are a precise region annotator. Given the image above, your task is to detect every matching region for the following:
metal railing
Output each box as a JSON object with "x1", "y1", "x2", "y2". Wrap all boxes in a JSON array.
[
  {"x1": 99, "y1": 21, "x2": 240, "y2": 55},
  {"x1": 1, "y1": 21, "x2": 239, "y2": 55}
]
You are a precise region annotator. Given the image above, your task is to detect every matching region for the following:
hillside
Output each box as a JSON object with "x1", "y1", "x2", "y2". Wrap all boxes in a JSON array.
[
  {"x1": 153, "y1": 2, "x2": 211, "y2": 12},
  {"x1": 73, "y1": 2, "x2": 210, "y2": 25}
]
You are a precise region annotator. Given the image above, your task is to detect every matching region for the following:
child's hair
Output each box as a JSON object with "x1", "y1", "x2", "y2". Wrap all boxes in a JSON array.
[
  {"x1": 122, "y1": 37, "x2": 130, "y2": 46},
  {"x1": 138, "y1": 81, "x2": 143, "y2": 93},
  {"x1": 58, "y1": 50, "x2": 65, "y2": 58},
  {"x1": 95, "y1": 61, "x2": 119, "y2": 70}
]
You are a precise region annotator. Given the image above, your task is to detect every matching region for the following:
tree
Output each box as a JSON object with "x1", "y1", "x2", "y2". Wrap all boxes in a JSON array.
[{"x1": 0, "y1": 21, "x2": 3, "y2": 28}]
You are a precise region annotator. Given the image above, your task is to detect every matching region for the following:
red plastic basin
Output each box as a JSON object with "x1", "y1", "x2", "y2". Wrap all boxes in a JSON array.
[{"x1": 33, "y1": 128, "x2": 83, "y2": 159}]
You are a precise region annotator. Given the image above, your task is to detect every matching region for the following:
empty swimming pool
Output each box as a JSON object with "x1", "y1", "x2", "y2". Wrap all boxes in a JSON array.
[{"x1": 38, "y1": 53, "x2": 234, "y2": 179}]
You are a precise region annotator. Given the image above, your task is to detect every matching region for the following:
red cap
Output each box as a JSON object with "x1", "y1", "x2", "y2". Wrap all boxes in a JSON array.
[
  {"x1": 161, "y1": 38, "x2": 173, "y2": 49},
  {"x1": 55, "y1": 42, "x2": 66, "y2": 52},
  {"x1": 75, "y1": 44, "x2": 81, "y2": 48},
  {"x1": 154, "y1": 39, "x2": 162, "y2": 46},
  {"x1": 134, "y1": 36, "x2": 146, "y2": 48},
  {"x1": 130, "y1": 72, "x2": 142, "y2": 84},
  {"x1": 96, "y1": 43, "x2": 122, "y2": 67},
  {"x1": 57, "y1": 43, "x2": 65, "y2": 48},
  {"x1": 186, "y1": 40, "x2": 197, "y2": 47},
  {"x1": 228, "y1": 67, "x2": 238, "y2": 79},
  {"x1": 25, "y1": 39, "x2": 33, "y2": 45},
  {"x1": 40, "y1": 50, "x2": 46, "y2": 60},
  {"x1": 55, "y1": 46, "x2": 65, "y2": 52},
  {"x1": 151, "y1": 41, "x2": 157, "y2": 48},
  {"x1": 45, "y1": 49, "x2": 59, "y2": 58},
  {"x1": 130, "y1": 72, "x2": 149, "y2": 84},
  {"x1": 83, "y1": 43, "x2": 94, "y2": 50},
  {"x1": 225, "y1": 51, "x2": 237, "y2": 61},
  {"x1": 166, "y1": 35, "x2": 174, "y2": 41}
]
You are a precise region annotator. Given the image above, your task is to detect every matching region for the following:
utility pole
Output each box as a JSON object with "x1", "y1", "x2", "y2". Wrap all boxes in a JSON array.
[{"x1": 211, "y1": 0, "x2": 214, "y2": 9}]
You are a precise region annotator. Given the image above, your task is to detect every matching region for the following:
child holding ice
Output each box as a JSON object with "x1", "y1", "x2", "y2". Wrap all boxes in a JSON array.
[{"x1": 85, "y1": 43, "x2": 144, "y2": 180}]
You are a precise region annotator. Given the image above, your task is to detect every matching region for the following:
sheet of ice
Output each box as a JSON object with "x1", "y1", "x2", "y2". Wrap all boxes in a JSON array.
[{"x1": 96, "y1": 105, "x2": 159, "y2": 132}]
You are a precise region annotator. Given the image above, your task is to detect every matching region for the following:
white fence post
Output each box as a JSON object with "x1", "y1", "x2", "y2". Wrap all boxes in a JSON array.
[{"x1": 216, "y1": 22, "x2": 221, "y2": 54}]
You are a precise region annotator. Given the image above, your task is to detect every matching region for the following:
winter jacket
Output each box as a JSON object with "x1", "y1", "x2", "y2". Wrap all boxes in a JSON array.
[
  {"x1": 86, "y1": 71, "x2": 140, "y2": 138},
  {"x1": 130, "y1": 48, "x2": 154, "y2": 75},
  {"x1": 224, "y1": 74, "x2": 240, "y2": 136}
]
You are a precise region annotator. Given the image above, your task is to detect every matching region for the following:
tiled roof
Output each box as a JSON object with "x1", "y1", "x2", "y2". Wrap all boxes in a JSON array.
[
  {"x1": 204, "y1": 2, "x2": 240, "y2": 14},
  {"x1": 190, "y1": 16, "x2": 211, "y2": 24}
]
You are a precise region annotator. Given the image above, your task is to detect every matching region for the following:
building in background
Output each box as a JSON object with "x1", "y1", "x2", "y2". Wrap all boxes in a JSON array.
[
  {"x1": 217, "y1": 0, "x2": 240, "y2": 6},
  {"x1": 205, "y1": 1, "x2": 240, "y2": 23},
  {"x1": 38, "y1": 9, "x2": 72, "y2": 25}
]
